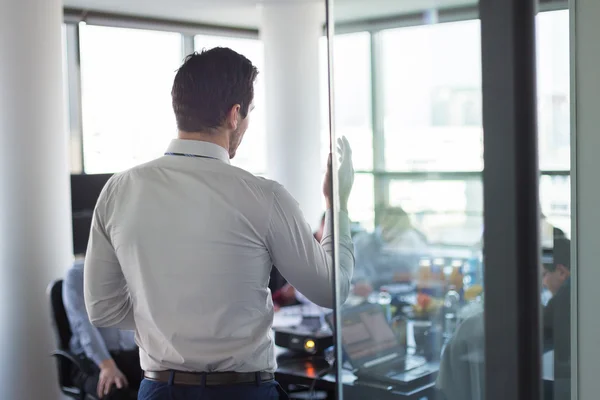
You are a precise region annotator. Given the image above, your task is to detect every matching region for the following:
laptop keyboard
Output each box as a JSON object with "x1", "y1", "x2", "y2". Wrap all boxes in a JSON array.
[{"x1": 381, "y1": 356, "x2": 426, "y2": 378}]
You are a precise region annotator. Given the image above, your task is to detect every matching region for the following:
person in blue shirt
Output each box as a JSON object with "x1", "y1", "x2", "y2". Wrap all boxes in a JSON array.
[
  {"x1": 63, "y1": 260, "x2": 142, "y2": 399},
  {"x1": 353, "y1": 206, "x2": 428, "y2": 287}
]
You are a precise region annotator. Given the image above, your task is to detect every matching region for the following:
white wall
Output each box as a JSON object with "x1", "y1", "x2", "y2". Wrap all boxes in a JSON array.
[
  {"x1": 0, "y1": 0, "x2": 73, "y2": 398},
  {"x1": 261, "y1": 2, "x2": 324, "y2": 226}
]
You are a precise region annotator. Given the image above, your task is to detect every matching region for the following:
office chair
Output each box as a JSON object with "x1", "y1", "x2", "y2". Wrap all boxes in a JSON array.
[{"x1": 47, "y1": 279, "x2": 96, "y2": 400}]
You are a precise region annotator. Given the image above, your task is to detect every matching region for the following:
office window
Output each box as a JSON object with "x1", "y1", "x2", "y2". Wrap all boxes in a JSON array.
[
  {"x1": 536, "y1": 10, "x2": 570, "y2": 172},
  {"x1": 377, "y1": 20, "x2": 483, "y2": 246},
  {"x1": 79, "y1": 25, "x2": 182, "y2": 173},
  {"x1": 62, "y1": 24, "x2": 81, "y2": 174},
  {"x1": 536, "y1": 10, "x2": 571, "y2": 237},
  {"x1": 320, "y1": 33, "x2": 375, "y2": 229},
  {"x1": 381, "y1": 20, "x2": 483, "y2": 173},
  {"x1": 320, "y1": 33, "x2": 373, "y2": 172},
  {"x1": 388, "y1": 178, "x2": 482, "y2": 246},
  {"x1": 195, "y1": 35, "x2": 266, "y2": 174}
]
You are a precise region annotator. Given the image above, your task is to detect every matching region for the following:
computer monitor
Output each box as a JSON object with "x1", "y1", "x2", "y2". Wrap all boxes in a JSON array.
[
  {"x1": 70, "y1": 174, "x2": 112, "y2": 212},
  {"x1": 70, "y1": 174, "x2": 112, "y2": 254}
]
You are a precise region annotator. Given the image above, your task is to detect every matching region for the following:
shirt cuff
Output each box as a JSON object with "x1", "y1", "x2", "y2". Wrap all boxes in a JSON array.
[
  {"x1": 323, "y1": 209, "x2": 352, "y2": 239},
  {"x1": 89, "y1": 348, "x2": 112, "y2": 367}
]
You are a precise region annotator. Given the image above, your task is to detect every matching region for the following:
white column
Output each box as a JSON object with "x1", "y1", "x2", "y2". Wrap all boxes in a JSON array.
[
  {"x1": 0, "y1": 0, "x2": 73, "y2": 398},
  {"x1": 260, "y1": 1, "x2": 324, "y2": 227}
]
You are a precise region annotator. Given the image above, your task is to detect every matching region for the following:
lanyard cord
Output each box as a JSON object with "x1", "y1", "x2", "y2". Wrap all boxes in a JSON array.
[{"x1": 164, "y1": 152, "x2": 219, "y2": 160}]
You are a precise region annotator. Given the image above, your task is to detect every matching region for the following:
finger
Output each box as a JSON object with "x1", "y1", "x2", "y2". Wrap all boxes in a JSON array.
[
  {"x1": 105, "y1": 378, "x2": 113, "y2": 395},
  {"x1": 343, "y1": 136, "x2": 352, "y2": 156},
  {"x1": 342, "y1": 138, "x2": 353, "y2": 166},
  {"x1": 97, "y1": 380, "x2": 105, "y2": 398},
  {"x1": 115, "y1": 377, "x2": 124, "y2": 389}
]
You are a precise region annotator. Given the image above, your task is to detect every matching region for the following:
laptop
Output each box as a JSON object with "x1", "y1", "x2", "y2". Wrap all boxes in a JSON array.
[{"x1": 327, "y1": 303, "x2": 434, "y2": 387}]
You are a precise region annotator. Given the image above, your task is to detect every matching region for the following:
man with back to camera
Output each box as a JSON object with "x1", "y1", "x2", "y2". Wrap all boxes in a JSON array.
[{"x1": 83, "y1": 47, "x2": 355, "y2": 400}]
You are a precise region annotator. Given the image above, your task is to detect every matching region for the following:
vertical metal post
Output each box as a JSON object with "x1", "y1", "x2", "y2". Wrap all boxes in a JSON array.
[
  {"x1": 480, "y1": 0, "x2": 542, "y2": 399},
  {"x1": 324, "y1": 0, "x2": 344, "y2": 398},
  {"x1": 182, "y1": 34, "x2": 195, "y2": 58},
  {"x1": 369, "y1": 31, "x2": 389, "y2": 220}
]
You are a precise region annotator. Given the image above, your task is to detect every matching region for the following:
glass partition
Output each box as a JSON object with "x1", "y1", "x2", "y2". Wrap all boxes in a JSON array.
[{"x1": 327, "y1": 1, "x2": 573, "y2": 400}]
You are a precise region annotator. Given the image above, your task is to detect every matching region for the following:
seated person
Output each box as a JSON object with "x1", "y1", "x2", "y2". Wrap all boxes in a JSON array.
[
  {"x1": 63, "y1": 260, "x2": 142, "y2": 399},
  {"x1": 542, "y1": 237, "x2": 571, "y2": 352},
  {"x1": 437, "y1": 238, "x2": 571, "y2": 400},
  {"x1": 436, "y1": 311, "x2": 484, "y2": 400},
  {"x1": 354, "y1": 206, "x2": 428, "y2": 287}
]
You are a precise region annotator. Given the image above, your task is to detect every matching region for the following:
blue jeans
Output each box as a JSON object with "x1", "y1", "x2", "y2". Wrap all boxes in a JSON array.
[{"x1": 138, "y1": 378, "x2": 288, "y2": 400}]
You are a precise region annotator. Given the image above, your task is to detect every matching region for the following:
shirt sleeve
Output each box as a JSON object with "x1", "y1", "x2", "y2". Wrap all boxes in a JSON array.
[
  {"x1": 63, "y1": 268, "x2": 112, "y2": 366},
  {"x1": 84, "y1": 180, "x2": 135, "y2": 330},
  {"x1": 265, "y1": 184, "x2": 355, "y2": 308}
]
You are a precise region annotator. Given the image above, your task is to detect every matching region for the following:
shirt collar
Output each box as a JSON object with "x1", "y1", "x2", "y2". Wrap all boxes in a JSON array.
[{"x1": 165, "y1": 139, "x2": 231, "y2": 164}]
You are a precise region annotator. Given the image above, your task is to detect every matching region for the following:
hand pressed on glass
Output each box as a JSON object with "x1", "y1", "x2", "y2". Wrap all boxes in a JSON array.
[{"x1": 323, "y1": 136, "x2": 355, "y2": 210}]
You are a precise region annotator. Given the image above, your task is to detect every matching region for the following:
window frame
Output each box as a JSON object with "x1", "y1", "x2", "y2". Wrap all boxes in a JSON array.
[{"x1": 63, "y1": 1, "x2": 569, "y2": 234}]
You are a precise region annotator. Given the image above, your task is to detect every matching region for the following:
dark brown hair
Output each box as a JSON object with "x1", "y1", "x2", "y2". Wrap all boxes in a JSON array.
[{"x1": 172, "y1": 48, "x2": 258, "y2": 132}]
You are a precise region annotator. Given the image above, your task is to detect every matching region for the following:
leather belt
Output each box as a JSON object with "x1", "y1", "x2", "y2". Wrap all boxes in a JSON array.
[{"x1": 143, "y1": 370, "x2": 275, "y2": 386}]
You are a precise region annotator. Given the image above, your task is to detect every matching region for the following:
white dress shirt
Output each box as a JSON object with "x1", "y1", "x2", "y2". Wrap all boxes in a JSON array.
[{"x1": 84, "y1": 139, "x2": 354, "y2": 373}]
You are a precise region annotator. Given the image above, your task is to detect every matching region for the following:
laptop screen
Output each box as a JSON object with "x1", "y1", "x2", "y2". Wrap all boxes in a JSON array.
[{"x1": 329, "y1": 303, "x2": 406, "y2": 369}]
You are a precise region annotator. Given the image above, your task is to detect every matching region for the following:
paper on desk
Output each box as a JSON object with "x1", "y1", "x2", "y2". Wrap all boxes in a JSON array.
[{"x1": 272, "y1": 311, "x2": 303, "y2": 328}]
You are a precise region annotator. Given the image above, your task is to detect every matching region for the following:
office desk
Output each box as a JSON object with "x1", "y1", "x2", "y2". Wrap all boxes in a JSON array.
[
  {"x1": 275, "y1": 348, "x2": 438, "y2": 400},
  {"x1": 275, "y1": 347, "x2": 557, "y2": 400}
]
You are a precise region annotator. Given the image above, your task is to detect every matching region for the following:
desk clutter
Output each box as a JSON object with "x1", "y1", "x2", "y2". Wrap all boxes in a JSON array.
[
  {"x1": 273, "y1": 303, "x2": 439, "y2": 397},
  {"x1": 273, "y1": 248, "x2": 485, "y2": 398}
]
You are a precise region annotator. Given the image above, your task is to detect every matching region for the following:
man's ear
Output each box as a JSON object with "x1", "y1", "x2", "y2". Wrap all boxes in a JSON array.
[{"x1": 226, "y1": 104, "x2": 241, "y2": 130}]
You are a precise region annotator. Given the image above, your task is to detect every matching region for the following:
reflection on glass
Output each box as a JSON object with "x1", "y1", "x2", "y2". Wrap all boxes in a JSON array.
[
  {"x1": 195, "y1": 35, "x2": 266, "y2": 174},
  {"x1": 79, "y1": 25, "x2": 181, "y2": 173}
]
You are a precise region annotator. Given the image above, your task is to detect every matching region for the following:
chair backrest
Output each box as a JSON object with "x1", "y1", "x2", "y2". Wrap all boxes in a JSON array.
[
  {"x1": 48, "y1": 279, "x2": 78, "y2": 393},
  {"x1": 48, "y1": 279, "x2": 72, "y2": 350}
]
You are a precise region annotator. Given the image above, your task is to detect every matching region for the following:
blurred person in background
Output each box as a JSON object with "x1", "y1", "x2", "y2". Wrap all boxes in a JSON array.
[
  {"x1": 542, "y1": 237, "x2": 571, "y2": 350},
  {"x1": 353, "y1": 206, "x2": 429, "y2": 288},
  {"x1": 437, "y1": 237, "x2": 571, "y2": 400},
  {"x1": 63, "y1": 260, "x2": 141, "y2": 399}
]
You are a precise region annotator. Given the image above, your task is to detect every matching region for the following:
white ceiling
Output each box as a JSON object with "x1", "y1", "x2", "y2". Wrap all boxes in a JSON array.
[{"x1": 63, "y1": 0, "x2": 475, "y2": 30}]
